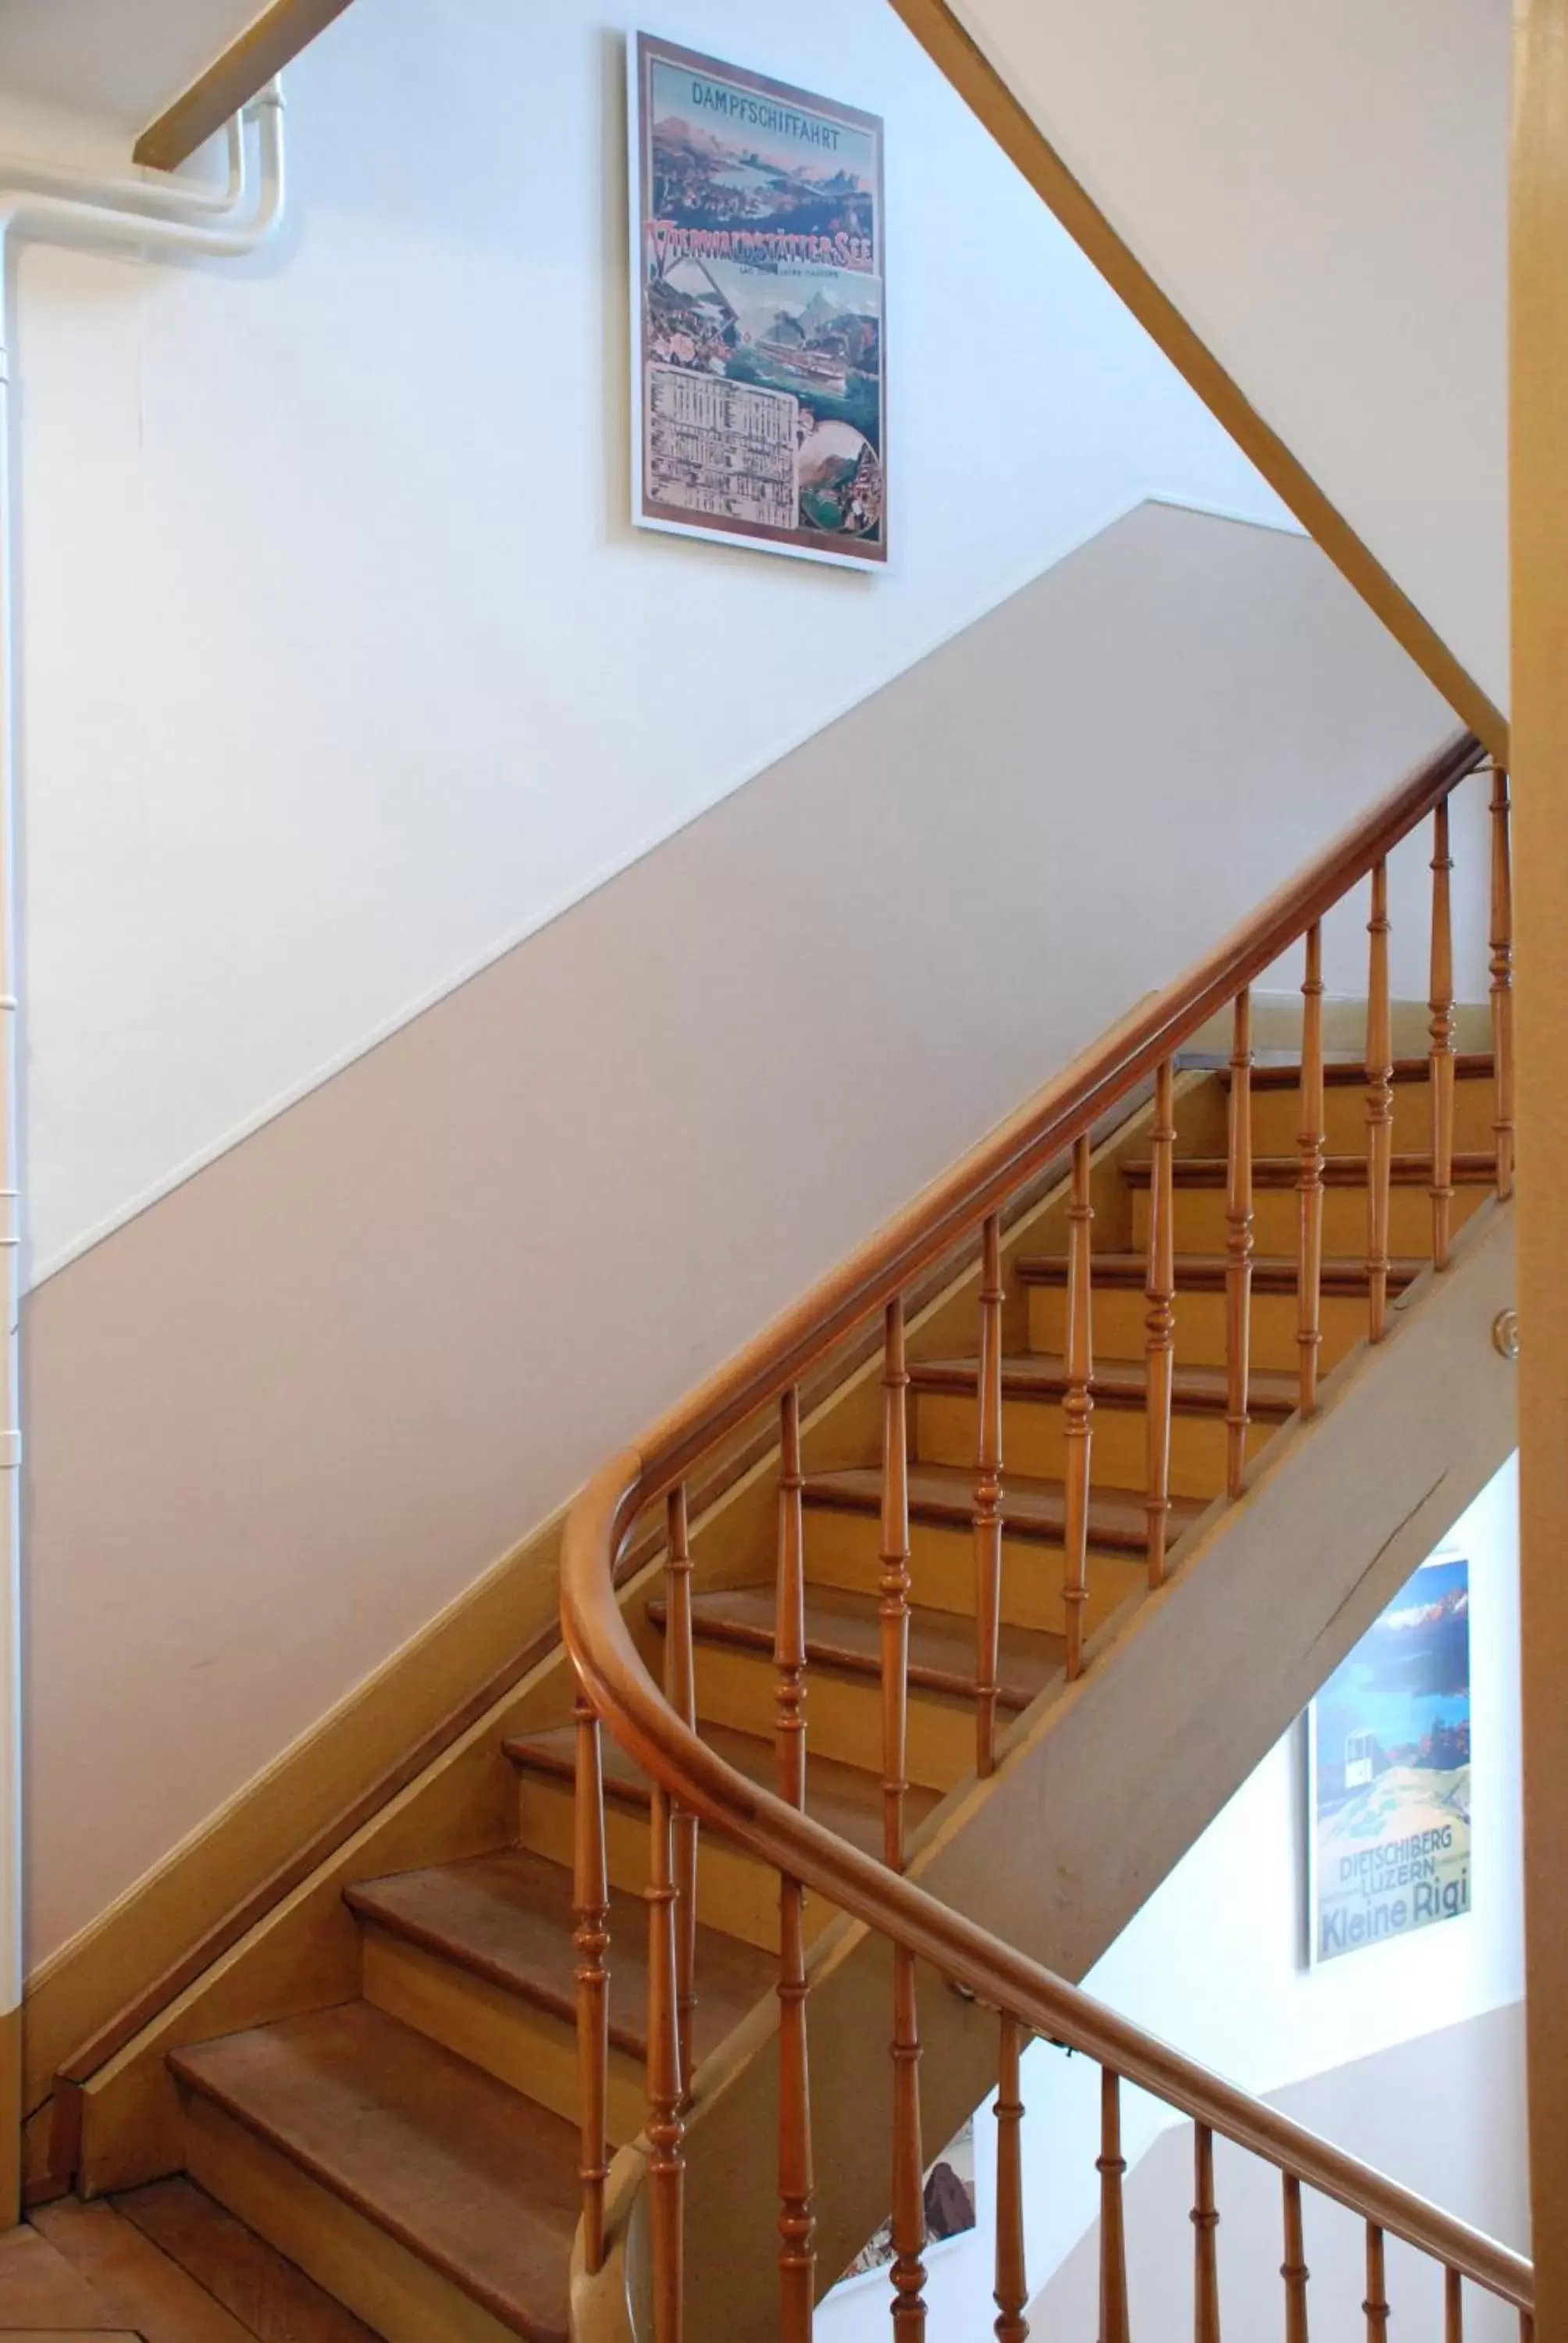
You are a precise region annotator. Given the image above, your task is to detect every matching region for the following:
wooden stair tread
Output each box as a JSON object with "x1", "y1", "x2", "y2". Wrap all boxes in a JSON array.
[
  {"x1": 505, "y1": 1719, "x2": 938, "y2": 1849},
  {"x1": 803, "y1": 1462, "x2": 1199, "y2": 1550},
  {"x1": 1017, "y1": 1251, "x2": 1426, "y2": 1296},
  {"x1": 169, "y1": 2003, "x2": 576, "y2": 2343},
  {"x1": 650, "y1": 1583, "x2": 1064, "y2": 1712},
  {"x1": 910, "y1": 1350, "x2": 1298, "y2": 1421},
  {"x1": 1121, "y1": 1150, "x2": 1495, "y2": 1189},
  {"x1": 1218, "y1": 1053, "x2": 1494, "y2": 1090},
  {"x1": 345, "y1": 1848, "x2": 776, "y2": 2066}
]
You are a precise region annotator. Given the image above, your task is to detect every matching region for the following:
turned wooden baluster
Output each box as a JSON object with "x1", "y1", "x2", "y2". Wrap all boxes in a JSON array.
[
  {"x1": 1225, "y1": 992, "x2": 1254, "y2": 1497},
  {"x1": 1444, "y1": 2268, "x2": 1464, "y2": 2343},
  {"x1": 1490, "y1": 767, "x2": 1515, "y2": 1201},
  {"x1": 1281, "y1": 2173, "x2": 1310, "y2": 2343},
  {"x1": 1145, "y1": 1058, "x2": 1176, "y2": 1588},
  {"x1": 880, "y1": 1297, "x2": 913, "y2": 1869},
  {"x1": 1429, "y1": 798, "x2": 1457, "y2": 1269},
  {"x1": 975, "y1": 1214, "x2": 1005, "y2": 1772},
  {"x1": 572, "y1": 1685, "x2": 610, "y2": 2275},
  {"x1": 1363, "y1": 2223, "x2": 1388, "y2": 2343},
  {"x1": 1297, "y1": 925, "x2": 1326, "y2": 1417},
  {"x1": 1098, "y1": 2067, "x2": 1131, "y2": 2343},
  {"x1": 665, "y1": 1485, "x2": 698, "y2": 2107},
  {"x1": 775, "y1": 1386, "x2": 816, "y2": 2338},
  {"x1": 1365, "y1": 861, "x2": 1395, "y2": 1341},
  {"x1": 1063, "y1": 1136, "x2": 1096, "y2": 1678},
  {"x1": 1191, "y1": 2122, "x2": 1220, "y2": 2343},
  {"x1": 993, "y1": 2016, "x2": 1028, "y2": 2343},
  {"x1": 889, "y1": 1945, "x2": 927, "y2": 2338},
  {"x1": 1518, "y1": 2310, "x2": 1534, "y2": 2343},
  {"x1": 646, "y1": 1778, "x2": 685, "y2": 2342}
]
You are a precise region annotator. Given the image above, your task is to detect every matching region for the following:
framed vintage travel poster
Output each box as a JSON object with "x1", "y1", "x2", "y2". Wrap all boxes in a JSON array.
[
  {"x1": 1308, "y1": 1556, "x2": 1472, "y2": 1964},
  {"x1": 629, "y1": 33, "x2": 887, "y2": 566}
]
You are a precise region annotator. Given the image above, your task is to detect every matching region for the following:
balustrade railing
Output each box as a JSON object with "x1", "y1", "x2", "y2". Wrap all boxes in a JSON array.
[{"x1": 561, "y1": 735, "x2": 1528, "y2": 2341}]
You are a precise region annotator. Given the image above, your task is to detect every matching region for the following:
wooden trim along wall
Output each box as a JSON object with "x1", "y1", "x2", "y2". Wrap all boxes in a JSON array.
[
  {"x1": 35, "y1": 1108, "x2": 1146, "y2": 2204},
  {"x1": 881, "y1": 0, "x2": 1509, "y2": 763},
  {"x1": 16, "y1": 1110, "x2": 1093, "y2": 2194},
  {"x1": 19, "y1": 1500, "x2": 572, "y2": 2170},
  {"x1": 134, "y1": 0, "x2": 358, "y2": 171},
  {"x1": 1510, "y1": 0, "x2": 1568, "y2": 2330}
]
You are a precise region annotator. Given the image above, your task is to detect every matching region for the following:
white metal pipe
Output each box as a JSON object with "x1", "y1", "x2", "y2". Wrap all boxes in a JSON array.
[
  {"x1": 0, "y1": 80, "x2": 287, "y2": 2214},
  {"x1": 0, "y1": 84, "x2": 285, "y2": 255},
  {"x1": 0, "y1": 109, "x2": 248, "y2": 222}
]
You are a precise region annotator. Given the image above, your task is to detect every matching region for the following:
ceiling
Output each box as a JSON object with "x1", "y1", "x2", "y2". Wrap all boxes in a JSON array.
[{"x1": 0, "y1": 1, "x2": 266, "y2": 139}]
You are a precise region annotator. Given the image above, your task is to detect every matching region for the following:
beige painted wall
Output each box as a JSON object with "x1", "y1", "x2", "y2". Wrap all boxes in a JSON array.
[
  {"x1": 1030, "y1": 2003, "x2": 1528, "y2": 2341},
  {"x1": 21, "y1": 503, "x2": 1454, "y2": 1970}
]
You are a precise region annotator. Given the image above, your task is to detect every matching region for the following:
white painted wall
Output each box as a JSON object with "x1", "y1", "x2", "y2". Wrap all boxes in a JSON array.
[
  {"x1": 941, "y1": 0, "x2": 1510, "y2": 711},
  {"x1": 818, "y1": 1457, "x2": 1523, "y2": 2338},
  {"x1": 1035, "y1": 2005, "x2": 1527, "y2": 2342},
  {"x1": 0, "y1": 0, "x2": 1291, "y2": 1284}
]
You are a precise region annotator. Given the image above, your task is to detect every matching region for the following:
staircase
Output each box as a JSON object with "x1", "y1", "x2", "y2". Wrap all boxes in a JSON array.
[{"x1": 52, "y1": 734, "x2": 1528, "y2": 2342}]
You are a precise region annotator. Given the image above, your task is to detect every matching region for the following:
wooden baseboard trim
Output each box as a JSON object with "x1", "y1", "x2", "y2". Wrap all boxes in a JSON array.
[
  {"x1": 21, "y1": 1499, "x2": 579, "y2": 2131},
  {"x1": 882, "y1": 0, "x2": 1508, "y2": 761},
  {"x1": 20, "y1": 1157, "x2": 1064, "y2": 2141},
  {"x1": 53, "y1": 1077, "x2": 1183, "y2": 2202},
  {"x1": 20, "y1": 1382, "x2": 891, "y2": 2163},
  {"x1": 54, "y1": 1623, "x2": 562, "y2": 2095},
  {"x1": 24, "y1": 1079, "x2": 1164, "y2": 2186}
]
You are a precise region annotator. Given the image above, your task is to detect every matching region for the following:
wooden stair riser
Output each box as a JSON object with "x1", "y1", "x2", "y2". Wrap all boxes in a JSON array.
[
  {"x1": 358, "y1": 1928, "x2": 645, "y2": 2149},
  {"x1": 178, "y1": 2092, "x2": 518, "y2": 2343},
  {"x1": 1245, "y1": 1075, "x2": 1495, "y2": 1157},
  {"x1": 804, "y1": 1500, "x2": 1142, "y2": 1633},
  {"x1": 911, "y1": 1386, "x2": 1274, "y2": 1501},
  {"x1": 1131, "y1": 1175, "x2": 1488, "y2": 1257},
  {"x1": 1027, "y1": 1281, "x2": 1370, "y2": 1376},
  {"x1": 512, "y1": 1769, "x2": 829, "y2": 1956},
  {"x1": 686, "y1": 1638, "x2": 989, "y2": 1790}
]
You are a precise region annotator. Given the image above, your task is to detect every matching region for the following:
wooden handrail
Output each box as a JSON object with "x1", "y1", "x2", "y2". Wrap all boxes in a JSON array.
[
  {"x1": 629, "y1": 729, "x2": 1484, "y2": 1510},
  {"x1": 561, "y1": 1448, "x2": 1530, "y2": 2310},
  {"x1": 561, "y1": 724, "x2": 1528, "y2": 2327}
]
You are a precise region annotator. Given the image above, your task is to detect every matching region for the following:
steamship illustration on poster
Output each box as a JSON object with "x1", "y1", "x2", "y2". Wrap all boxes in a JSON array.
[
  {"x1": 629, "y1": 33, "x2": 886, "y2": 565},
  {"x1": 1309, "y1": 1557, "x2": 1472, "y2": 1963}
]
